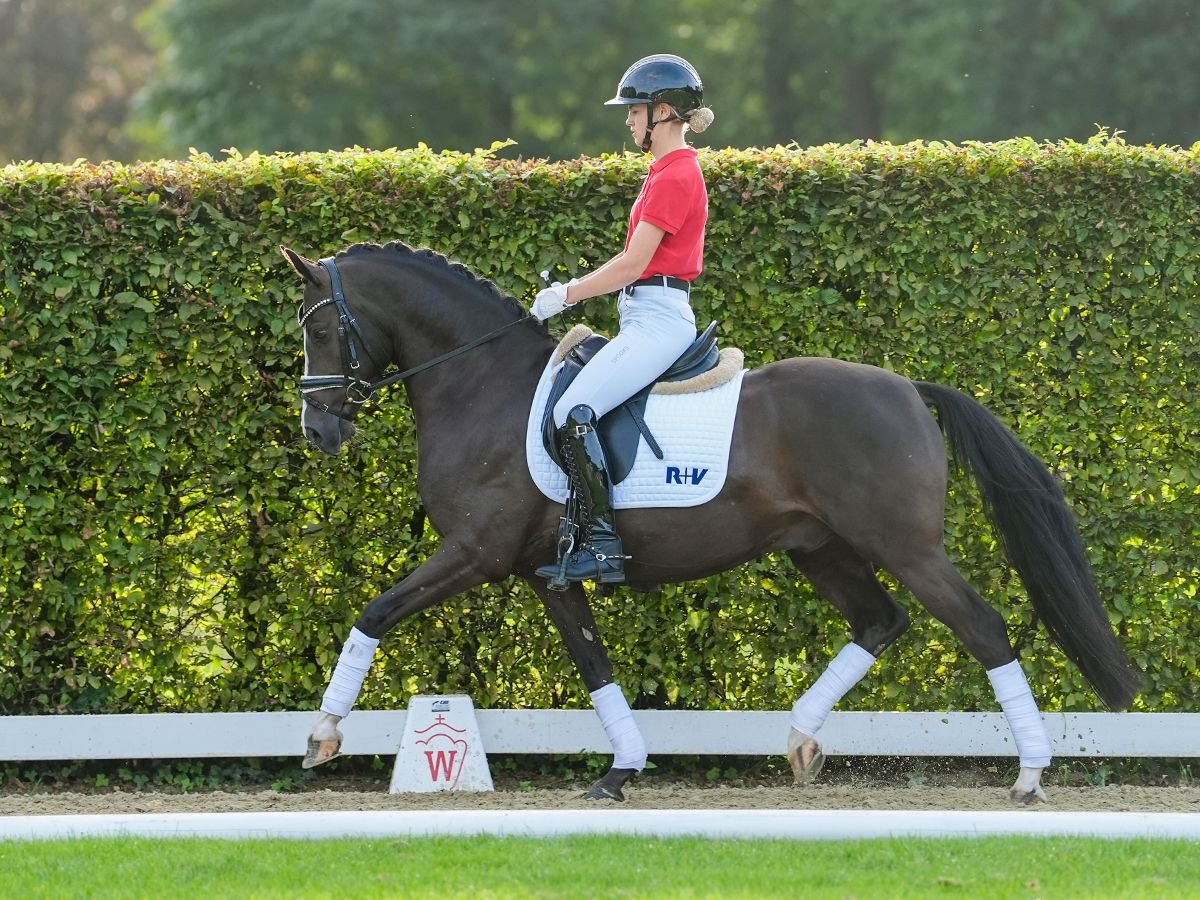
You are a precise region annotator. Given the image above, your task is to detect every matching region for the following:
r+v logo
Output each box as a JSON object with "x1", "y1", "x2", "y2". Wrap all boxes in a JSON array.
[{"x1": 666, "y1": 465, "x2": 708, "y2": 485}]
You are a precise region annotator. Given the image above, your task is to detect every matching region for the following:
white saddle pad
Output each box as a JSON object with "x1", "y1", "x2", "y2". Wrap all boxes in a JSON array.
[{"x1": 525, "y1": 353, "x2": 746, "y2": 509}]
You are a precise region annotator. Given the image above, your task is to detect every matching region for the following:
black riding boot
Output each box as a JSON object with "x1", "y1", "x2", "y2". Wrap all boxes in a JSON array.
[{"x1": 536, "y1": 404, "x2": 627, "y2": 585}]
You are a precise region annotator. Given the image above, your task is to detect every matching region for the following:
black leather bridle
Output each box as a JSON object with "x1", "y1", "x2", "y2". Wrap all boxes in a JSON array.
[{"x1": 297, "y1": 256, "x2": 529, "y2": 421}]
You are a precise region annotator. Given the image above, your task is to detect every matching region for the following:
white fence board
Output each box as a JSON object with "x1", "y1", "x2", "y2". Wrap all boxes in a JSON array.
[{"x1": 0, "y1": 711, "x2": 1195, "y2": 762}]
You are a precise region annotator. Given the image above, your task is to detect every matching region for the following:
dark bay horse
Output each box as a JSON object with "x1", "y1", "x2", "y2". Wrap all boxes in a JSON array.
[{"x1": 282, "y1": 241, "x2": 1139, "y2": 803}]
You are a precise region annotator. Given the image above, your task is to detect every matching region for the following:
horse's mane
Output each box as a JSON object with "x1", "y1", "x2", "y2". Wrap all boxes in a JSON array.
[{"x1": 336, "y1": 241, "x2": 537, "y2": 326}]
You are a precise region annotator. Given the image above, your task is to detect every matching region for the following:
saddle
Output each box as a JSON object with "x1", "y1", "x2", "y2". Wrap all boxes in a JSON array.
[{"x1": 541, "y1": 321, "x2": 721, "y2": 484}]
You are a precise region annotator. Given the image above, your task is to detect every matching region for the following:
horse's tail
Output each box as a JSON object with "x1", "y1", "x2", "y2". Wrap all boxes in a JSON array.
[{"x1": 913, "y1": 380, "x2": 1141, "y2": 710}]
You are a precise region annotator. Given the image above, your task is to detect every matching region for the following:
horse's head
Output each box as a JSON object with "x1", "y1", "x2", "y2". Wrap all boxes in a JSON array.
[
  {"x1": 285, "y1": 240, "x2": 542, "y2": 455},
  {"x1": 283, "y1": 245, "x2": 390, "y2": 455}
]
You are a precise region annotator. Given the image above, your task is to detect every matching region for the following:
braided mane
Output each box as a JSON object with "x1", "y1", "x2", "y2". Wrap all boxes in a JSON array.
[{"x1": 337, "y1": 240, "x2": 532, "y2": 323}]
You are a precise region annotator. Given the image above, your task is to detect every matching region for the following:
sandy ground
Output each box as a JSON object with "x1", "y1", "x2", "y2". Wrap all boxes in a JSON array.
[{"x1": 4, "y1": 779, "x2": 1199, "y2": 816}]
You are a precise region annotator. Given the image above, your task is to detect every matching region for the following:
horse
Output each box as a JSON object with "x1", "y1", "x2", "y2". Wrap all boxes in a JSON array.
[{"x1": 282, "y1": 240, "x2": 1140, "y2": 804}]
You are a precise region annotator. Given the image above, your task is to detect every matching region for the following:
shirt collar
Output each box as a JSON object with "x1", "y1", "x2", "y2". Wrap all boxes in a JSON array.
[{"x1": 649, "y1": 146, "x2": 698, "y2": 174}]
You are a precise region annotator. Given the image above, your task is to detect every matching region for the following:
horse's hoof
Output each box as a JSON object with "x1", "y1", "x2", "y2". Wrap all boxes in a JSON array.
[
  {"x1": 1009, "y1": 767, "x2": 1047, "y2": 805},
  {"x1": 1010, "y1": 785, "x2": 1048, "y2": 806},
  {"x1": 582, "y1": 767, "x2": 636, "y2": 802},
  {"x1": 787, "y1": 729, "x2": 825, "y2": 785},
  {"x1": 302, "y1": 737, "x2": 342, "y2": 769},
  {"x1": 583, "y1": 782, "x2": 625, "y2": 802}
]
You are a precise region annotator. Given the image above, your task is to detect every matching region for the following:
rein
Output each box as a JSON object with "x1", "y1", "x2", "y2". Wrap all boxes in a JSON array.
[{"x1": 299, "y1": 256, "x2": 529, "y2": 419}]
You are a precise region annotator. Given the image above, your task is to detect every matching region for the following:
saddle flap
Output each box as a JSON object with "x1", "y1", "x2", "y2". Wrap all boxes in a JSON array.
[
  {"x1": 540, "y1": 322, "x2": 725, "y2": 485},
  {"x1": 542, "y1": 335, "x2": 611, "y2": 469}
]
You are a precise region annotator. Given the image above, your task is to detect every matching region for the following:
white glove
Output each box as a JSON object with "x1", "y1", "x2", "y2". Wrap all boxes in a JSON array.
[{"x1": 530, "y1": 280, "x2": 573, "y2": 321}]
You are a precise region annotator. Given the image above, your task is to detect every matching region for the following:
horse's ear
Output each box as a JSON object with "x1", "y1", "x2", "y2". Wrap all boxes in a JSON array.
[{"x1": 280, "y1": 245, "x2": 322, "y2": 286}]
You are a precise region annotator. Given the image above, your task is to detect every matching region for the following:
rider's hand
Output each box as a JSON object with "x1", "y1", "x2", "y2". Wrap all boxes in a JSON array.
[{"x1": 530, "y1": 281, "x2": 573, "y2": 321}]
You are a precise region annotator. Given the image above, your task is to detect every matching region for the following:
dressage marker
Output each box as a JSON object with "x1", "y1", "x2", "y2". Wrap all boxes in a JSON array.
[{"x1": 389, "y1": 695, "x2": 493, "y2": 793}]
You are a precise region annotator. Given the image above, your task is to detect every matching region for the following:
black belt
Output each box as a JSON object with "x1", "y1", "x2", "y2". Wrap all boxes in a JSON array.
[{"x1": 630, "y1": 275, "x2": 690, "y2": 293}]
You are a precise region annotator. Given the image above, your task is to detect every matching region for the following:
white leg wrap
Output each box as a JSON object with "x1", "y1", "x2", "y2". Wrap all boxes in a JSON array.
[
  {"x1": 591, "y1": 683, "x2": 647, "y2": 771},
  {"x1": 790, "y1": 642, "x2": 877, "y2": 737},
  {"x1": 987, "y1": 659, "x2": 1052, "y2": 768},
  {"x1": 319, "y1": 627, "x2": 380, "y2": 718}
]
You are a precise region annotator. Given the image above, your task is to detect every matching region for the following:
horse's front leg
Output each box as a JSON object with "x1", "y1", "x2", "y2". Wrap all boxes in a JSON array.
[
  {"x1": 302, "y1": 543, "x2": 497, "y2": 769},
  {"x1": 528, "y1": 579, "x2": 645, "y2": 802}
]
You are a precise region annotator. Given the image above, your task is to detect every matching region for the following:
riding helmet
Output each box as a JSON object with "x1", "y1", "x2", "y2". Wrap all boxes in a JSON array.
[{"x1": 604, "y1": 54, "x2": 703, "y2": 115}]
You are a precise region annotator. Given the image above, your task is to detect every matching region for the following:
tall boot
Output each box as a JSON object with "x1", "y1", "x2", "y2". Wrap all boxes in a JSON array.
[{"x1": 536, "y1": 404, "x2": 627, "y2": 585}]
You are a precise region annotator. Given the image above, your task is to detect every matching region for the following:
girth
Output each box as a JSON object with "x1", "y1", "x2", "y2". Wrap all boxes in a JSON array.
[{"x1": 541, "y1": 321, "x2": 720, "y2": 484}]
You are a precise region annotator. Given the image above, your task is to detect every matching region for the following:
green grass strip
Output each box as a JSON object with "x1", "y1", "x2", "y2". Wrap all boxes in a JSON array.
[{"x1": 1, "y1": 835, "x2": 1198, "y2": 898}]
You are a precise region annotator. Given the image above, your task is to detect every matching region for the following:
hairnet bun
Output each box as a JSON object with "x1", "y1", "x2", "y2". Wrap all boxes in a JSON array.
[{"x1": 686, "y1": 107, "x2": 715, "y2": 133}]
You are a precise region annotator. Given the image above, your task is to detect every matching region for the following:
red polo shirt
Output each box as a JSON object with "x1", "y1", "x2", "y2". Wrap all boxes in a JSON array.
[{"x1": 626, "y1": 147, "x2": 707, "y2": 282}]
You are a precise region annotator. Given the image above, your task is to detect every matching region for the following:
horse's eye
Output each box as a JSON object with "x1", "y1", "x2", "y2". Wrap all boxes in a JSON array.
[{"x1": 314, "y1": 329, "x2": 329, "y2": 341}]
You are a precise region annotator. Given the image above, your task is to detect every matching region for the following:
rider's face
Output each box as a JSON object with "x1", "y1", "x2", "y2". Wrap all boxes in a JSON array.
[{"x1": 625, "y1": 104, "x2": 647, "y2": 139}]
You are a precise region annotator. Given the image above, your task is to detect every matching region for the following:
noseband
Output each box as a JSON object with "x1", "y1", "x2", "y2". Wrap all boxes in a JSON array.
[{"x1": 298, "y1": 256, "x2": 529, "y2": 421}]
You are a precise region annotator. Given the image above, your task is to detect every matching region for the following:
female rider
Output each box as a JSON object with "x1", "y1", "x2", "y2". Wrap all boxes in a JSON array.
[{"x1": 530, "y1": 54, "x2": 715, "y2": 587}]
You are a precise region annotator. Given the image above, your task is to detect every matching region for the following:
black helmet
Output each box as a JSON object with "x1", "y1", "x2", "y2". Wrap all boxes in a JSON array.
[{"x1": 605, "y1": 54, "x2": 703, "y2": 115}]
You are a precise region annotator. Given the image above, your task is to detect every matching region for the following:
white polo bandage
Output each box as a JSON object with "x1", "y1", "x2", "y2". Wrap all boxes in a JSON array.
[
  {"x1": 790, "y1": 642, "x2": 877, "y2": 737},
  {"x1": 319, "y1": 627, "x2": 380, "y2": 718},
  {"x1": 987, "y1": 659, "x2": 1052, "y2": 768},
  {"x1": 591, "y1": 682, "x2": 647, "y2": 771}
]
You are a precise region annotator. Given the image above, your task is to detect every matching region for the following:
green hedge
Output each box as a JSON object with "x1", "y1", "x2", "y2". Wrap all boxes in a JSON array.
[{"x1": 1, "y1": 134, "x2": 1197, "y2": 718}]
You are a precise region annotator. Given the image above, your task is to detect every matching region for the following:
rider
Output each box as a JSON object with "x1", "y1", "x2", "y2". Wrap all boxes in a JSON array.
[{"x1": 530, "y1": 54, "x2": 715, "y2": 586}]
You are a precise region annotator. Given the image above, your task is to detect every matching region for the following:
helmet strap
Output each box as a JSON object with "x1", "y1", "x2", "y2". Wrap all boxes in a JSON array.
[
  {"x1": 640, "y1": 103, "x2": 657, "y2": 152},
  {"x1": 640, "y1": 103, "x2": 685, "y2": 153}
]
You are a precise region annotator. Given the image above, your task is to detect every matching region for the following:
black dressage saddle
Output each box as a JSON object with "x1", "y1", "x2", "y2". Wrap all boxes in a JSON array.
[{"x1": 540, "y1": 321, "x2": 720, "y2": 484}]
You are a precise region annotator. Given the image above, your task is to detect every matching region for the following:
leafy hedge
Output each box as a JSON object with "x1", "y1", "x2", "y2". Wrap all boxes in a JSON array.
[{"x1": 1, "y1": 134, "x2": 1197, "y2": 718}]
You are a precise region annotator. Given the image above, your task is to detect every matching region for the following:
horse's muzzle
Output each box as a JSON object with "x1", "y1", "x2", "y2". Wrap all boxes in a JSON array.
[{"x1": 303, "y1": 416, "x2": 357, "y2": 455}]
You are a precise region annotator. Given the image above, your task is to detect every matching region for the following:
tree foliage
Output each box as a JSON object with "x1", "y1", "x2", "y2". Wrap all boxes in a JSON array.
[
  {"x1": 0, "y1": 0, "x2": 155, "y2": 163},
  {"x1": 128, "y1": 0, "x2": 1200, "y2": 156},
  {"x1": 7, "y1": 1, "x2": 1200, "y2": 163}
]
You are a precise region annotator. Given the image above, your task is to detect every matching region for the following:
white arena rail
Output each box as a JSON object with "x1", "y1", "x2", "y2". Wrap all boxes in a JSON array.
[{"x1": 0, "y1": 711, "x2": 1196, "y2": 762}]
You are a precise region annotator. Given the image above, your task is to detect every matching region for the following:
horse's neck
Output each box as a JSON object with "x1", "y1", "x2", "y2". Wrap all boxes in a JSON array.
[
  {"x1": 382, "y1": 289, "x2": 549, "y2": 433},
  {"x1": 403, "y1": 333, "x2": 548, "y2": 475}
]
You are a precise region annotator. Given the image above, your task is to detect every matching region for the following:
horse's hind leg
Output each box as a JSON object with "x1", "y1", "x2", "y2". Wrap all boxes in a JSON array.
[
  {"x1": 785, "y1": 538, "x2": 911, "y2": 784},
  {"x1": 889, "y1": 549, "x2": 1052, "y2": 804}
]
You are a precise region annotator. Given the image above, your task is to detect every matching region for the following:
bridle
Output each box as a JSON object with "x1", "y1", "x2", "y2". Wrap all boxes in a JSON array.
[{"x1": 298, "y1": 256, "x2": 529, "y2": 421}]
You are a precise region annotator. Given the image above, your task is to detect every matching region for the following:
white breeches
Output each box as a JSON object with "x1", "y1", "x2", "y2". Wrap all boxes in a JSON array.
[{"x1": 553, "y1": 284, "x2": 696, "y2": 427}]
